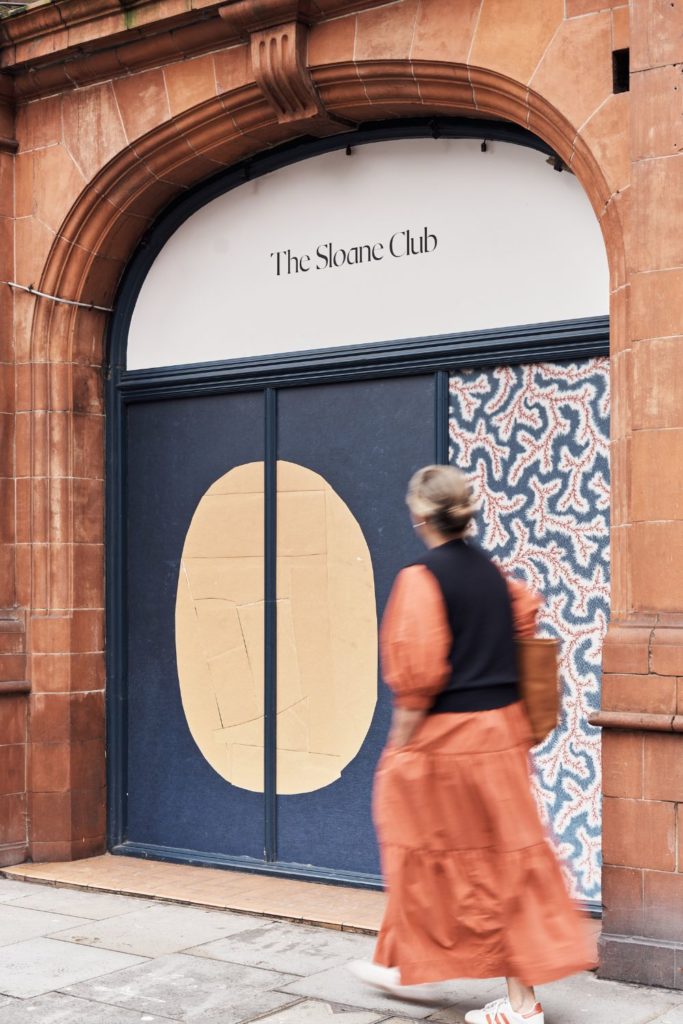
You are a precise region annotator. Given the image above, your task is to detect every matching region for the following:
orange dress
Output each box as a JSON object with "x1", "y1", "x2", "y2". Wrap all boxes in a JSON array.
[{"x1": 373, "y1": 564, "x2": 596, "y2": 987}]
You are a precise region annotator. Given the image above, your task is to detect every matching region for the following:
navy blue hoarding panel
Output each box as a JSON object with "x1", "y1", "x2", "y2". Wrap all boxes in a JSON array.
[
  {"x1": 276, "y1": 376, "x2": 435, "y2": 875},
  {"x1": 125, "y1": 393, "x2": 264, "y2": 859}
]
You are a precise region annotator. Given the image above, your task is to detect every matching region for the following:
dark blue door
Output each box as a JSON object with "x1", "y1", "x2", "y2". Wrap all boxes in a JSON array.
[{"x1": 122, "y1": 375, "x2": 435, "y2": 881}]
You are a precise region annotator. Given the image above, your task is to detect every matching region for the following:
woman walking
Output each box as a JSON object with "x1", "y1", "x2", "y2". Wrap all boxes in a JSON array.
[{"x1": 352, "y1": 465, "x2": 595, "y2": 1024}]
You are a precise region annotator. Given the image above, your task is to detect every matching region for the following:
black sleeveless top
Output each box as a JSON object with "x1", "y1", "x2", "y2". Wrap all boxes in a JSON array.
[{"x1": 415, "y1": 539, "x2": 520, "y2": 714}]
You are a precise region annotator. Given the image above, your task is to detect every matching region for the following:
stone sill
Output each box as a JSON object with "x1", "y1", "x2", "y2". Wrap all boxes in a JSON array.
[
  {"x1": 0, "y1": 680, "x2": 30, "y2": 695},
  {"x1": 591, "y1": 710, "x2": 683, "y2": 733}
]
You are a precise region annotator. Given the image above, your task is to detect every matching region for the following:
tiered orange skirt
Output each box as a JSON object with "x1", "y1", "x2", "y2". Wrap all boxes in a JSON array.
[{"x1": 372, "y1": 702, "x2": 597, "y2": 986}]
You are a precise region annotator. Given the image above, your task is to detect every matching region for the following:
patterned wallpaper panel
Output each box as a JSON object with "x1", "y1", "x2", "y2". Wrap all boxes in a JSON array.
[{"x1": 449, "y1": 358, "x2": 610, "y2": 902}]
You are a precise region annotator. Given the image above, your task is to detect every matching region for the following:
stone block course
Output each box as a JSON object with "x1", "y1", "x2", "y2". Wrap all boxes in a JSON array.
[
  {"x1": 28, "y1": 742, "x2": 71, "y2": 794},
  {"x1": 355, "y1": 0, "x2": 420, "y2": 62},
  {"x1": 61, "y1": 81, "x2": 128, "y2": 182},
  {"x1": 0, "y1": 793, "x2": 26, "y2": 846},
  {"x1": 164, "y1": 53, "x2": 217, "y2": 115},
  {"x1": 631, "y1": 157, "x2": 683, "y2": 275},
  {"x1": 602, "y1": 626, "x2": 652, "y2": 675},
  {"x1": 602, "y1": 865, "x2": 644, "y2": 935},
  {"x1": 611, "y1": 5, "x2": 629, "y2": 49},
  {"x1": 603, "y1": 796, "x2": 676, "y2": 871},
  {"x1": 14, "y1": 93, "x2": 62, "y2": 153},
  {"x1": 631, "y1": 522, "x2": 683, "y2": 611},
  {"x1": 652, "y1": 630, "x2": 683, "y2": 677},
  {"x1": 29, "y1": 694, "x2": 71, "y2": 744},
  {"x1": 530, "y1": 12, "x2": 613, "y2": 131},
  {"x1": 113, "y1": 68, "x2": 172, "y2": 141},
  {"x1": 631, "y1": 429, "x2": 683, "y2": 523},
  {"x1": 634, "y1": 279, "x2": 683, "y2": 361},
  {"x1": 0, "y1": 745, "x2": 26, "y2": 798},
  {"x1": 631, "y1": 0, "x2": 683, "y2": 72},
  {"x1": 308, "y1": 14, "x2": 356, "y2": 67},
  {"x1": 599, "y1": 933, "x2": 678, "y2": 989},
  {"x1": 643, "y1": 732, "x2": 683, "y2": 802},
  {"x1": 602, "y1": 730, "x2": 643, "y2": 798},
  {"x1": 69, "y1": 785, "x2": 106, "y2": 840},
  {"x1": 632, "y1": 63, "x2": 683, "y2": 161},
  {"x1": 0, "y1": 364, "x2": 13, "y2": 417},
  {"x1": 0, "y1": 656, "x2": 27, "y2": 684},
  {"x1": 642, "y1": 871, "x2": 683, "y2": 942},
  {"x1": 469, "y1": 0, "x2": 562, "y2": 84},
  {"x1": 578, "y1": 91, "x2": 630, "y2": 198},
  {"x1": 28, "y1": 791, "x2": 72, "y2": 844}
]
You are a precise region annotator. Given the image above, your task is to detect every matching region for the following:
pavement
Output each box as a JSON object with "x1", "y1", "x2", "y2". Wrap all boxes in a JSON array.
[{"x1": 0, "y1": 878, "x2": 682, "y2": 1024}]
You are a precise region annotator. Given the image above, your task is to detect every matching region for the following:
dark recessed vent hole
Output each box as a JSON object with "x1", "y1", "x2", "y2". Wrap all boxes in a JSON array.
[{"x1": 613, "y1": 48, "x2": 630, "y2": 93}]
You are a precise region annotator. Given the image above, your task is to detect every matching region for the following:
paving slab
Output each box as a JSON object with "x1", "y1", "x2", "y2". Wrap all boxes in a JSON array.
[
  {"x1": 0, "y1": 880, "x2": 54, "y2": 903},
  {"x1": 6, "y1": 888, "x2": 154, "y2": 920},
  {"x1": 384, "y1": 1019, "x2": 435, "y2": 1024},
  {"x1": 61, "y1": 951, "x2": 299, "y2": 1022},
  {"x1": 276, "y1": 964, "x2": 476, "y2": 1019},
  {"x1": 535, "y1": 972, "x2": 682, "y2": 1024},
  {"x1": 50, "y1": 903, "x2": 264, "y2": 957},
  {"x1": 187, "y1": 919, "x2": 376, "y2": 976},
  {"x1": 0, "y1": 905, "x2": 91, "y2": 947},
  {"x1": 0, "y1": 991, "x2": 173, "y2": 1023},
  {"x1": 420, "y1": 980, "x2": 501, "y2": 1023},
  {"x1": 254, "y1": 1000, "x2": 386, "y2": 1023},
  {"x1": 428, "y1": 973, "x2": 683, "y2": 1024},
  {"x1": 649, "y1": 1007, "x2": 683, "y2": 1023},
  {"x1": 0, "y1": 937, "x2": 148, "y2": 999}
]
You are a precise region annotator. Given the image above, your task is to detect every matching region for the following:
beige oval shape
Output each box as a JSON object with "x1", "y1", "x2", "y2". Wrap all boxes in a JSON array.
[{"x1": 175, "y1": 460, "x2": 378, "y2": 795}]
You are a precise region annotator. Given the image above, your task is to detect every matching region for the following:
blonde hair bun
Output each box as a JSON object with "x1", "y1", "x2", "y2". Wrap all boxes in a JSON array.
[{"x1": 406, "y1": 465, "x2": 477, "y2": 535}]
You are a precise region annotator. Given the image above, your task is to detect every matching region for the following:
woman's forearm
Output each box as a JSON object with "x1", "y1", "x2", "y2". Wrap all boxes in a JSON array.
[{"x1": 387, "y1": 706, "x2": 427, "y2": 748}]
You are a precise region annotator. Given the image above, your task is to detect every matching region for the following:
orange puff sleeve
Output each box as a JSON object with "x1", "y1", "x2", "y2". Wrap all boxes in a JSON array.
[
  {"x1": 379, "y1": 565, "x2": 452, "y2": 711},
  {"x1": 380, "y1": 562, "x2": 542, "y2": 710}
]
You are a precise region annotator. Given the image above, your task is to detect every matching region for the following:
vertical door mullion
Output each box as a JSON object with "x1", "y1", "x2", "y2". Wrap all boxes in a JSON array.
[
  {"x1": 264, "y1": 388, "x2": 278, "y2": 862},
  {"x1": 106, "y1": 374, "x2": 128, "y2": 849},
  {"x1": 435, "y1": 369, "x2": 450, "y2": 464}
]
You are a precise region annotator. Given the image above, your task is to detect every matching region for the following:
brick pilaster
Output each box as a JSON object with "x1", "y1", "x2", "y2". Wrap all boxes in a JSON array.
[{"x1": 598, "y1": 0, "x2": 683, "y2": 986}]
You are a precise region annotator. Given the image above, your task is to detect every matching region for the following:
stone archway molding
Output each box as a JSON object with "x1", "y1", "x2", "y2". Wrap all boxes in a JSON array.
[{"x1": 28, "y1": 55, "x2": 625, "y2": 619}]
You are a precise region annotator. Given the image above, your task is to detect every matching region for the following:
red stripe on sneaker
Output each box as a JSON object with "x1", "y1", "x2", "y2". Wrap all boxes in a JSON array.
[
  {"x1": 523, "y1": 1006, "x2": 542, "y2": 1019},
  {"x1": 499, "y1": 1014, "x2": 510, "y2": 1024}
]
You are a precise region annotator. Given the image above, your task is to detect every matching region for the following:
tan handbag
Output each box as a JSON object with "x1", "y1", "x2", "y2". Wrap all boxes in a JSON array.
[{"x1": 516, "y1": 637, "x2": 560, "y2": 745}]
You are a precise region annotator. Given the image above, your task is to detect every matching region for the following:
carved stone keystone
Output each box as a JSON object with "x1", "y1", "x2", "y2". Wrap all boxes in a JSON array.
[{"x1": 219, "y1": 0, "x2": 353, "y2": 135}]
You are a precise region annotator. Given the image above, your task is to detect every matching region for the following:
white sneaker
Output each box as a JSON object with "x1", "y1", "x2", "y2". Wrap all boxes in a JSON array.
[
  {"x1": 465, "y1": 996, "x2": 544, "y2": 1024},
  {"x1": 347, "y1": 960, "x2": 402, "y2": 995},
  {"x1": 347, "y1": 960, "x2": 446, "y2": 1006}
]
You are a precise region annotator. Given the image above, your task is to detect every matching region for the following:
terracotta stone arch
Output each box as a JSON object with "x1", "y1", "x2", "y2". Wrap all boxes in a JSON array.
[
  {"x1": 34, "y1": 66, "x2": 626, "y2": 352},
  {"x1": 23, "y1": 55, "x2": 624, "y2": 860}
]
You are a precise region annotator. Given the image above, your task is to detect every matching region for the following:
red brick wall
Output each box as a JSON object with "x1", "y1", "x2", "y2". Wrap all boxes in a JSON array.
[
  {"x1": 593, "y1": 0, "x2": 683, "y2": 987},
  {"x1": 0, "y1": 68, "x2": 28, "y2": 867}
]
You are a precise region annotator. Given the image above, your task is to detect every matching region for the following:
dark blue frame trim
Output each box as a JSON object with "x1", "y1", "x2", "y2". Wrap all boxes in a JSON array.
[
  {"x1": 264, "y1": 389, "x2": 278, "y2": 863},
  {"x1": 105, "y1": 117, "x2": 609, "y2": 908},
  {"x1": 118, "y1": 316, "x2": 610, "y2": 400},
  {"x1": 112, "y1": 839, "x2": 388, "y2": 890},
  {"x1": 105, "y1": 361, "x2": 128, "y2": 851},
  {"x1": 435, "y1": 369, "x2": 450, "y2": 465}
]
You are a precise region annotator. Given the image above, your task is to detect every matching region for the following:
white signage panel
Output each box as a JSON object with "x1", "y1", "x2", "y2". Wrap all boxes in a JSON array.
[{"x1": 127, "y1": 138, "x2": 609, "y2": 370}]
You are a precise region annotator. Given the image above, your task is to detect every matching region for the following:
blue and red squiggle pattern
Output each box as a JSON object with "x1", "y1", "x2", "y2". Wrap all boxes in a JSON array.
[{"x1": 449, "y1": 358, "x2": 610, "y2": 902}]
